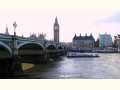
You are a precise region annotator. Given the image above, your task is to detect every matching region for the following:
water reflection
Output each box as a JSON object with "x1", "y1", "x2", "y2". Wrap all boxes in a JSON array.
[{"x1": 22, "y1": 53, "x2": 120, "y2": 79}]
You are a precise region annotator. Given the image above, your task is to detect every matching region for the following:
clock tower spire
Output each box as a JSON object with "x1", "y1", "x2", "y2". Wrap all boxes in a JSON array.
[{"x1": 54, "y1": 16, "x2": 59, "y2": 43}]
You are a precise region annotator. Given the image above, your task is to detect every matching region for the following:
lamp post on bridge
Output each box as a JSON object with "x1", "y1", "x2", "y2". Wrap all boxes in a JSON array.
[
  {"x1": 13, "y1": 21, "x2": 17, "y2": 36},
  {"x1": 12, "y1": 21, "x2": 18, "y2": 57},
  {"x1": 10, "y1": 22, "x2": 23, "y2": 75}
]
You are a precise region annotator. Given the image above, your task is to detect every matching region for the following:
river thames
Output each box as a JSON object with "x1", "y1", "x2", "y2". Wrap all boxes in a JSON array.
[{"x1": 20, "y1": 53, "x2": 120, "y2": 79}]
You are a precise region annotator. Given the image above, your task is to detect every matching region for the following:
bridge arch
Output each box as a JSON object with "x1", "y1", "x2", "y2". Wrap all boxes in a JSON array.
[
  {"x1": 0, "y1": 41, "x2": 12, "y2": 56},
  {"x1": 46, "y1": 44, "x2": 57, "y2": 50},
  {"x1": 17, "y1": 42, "x2": 45, "y2": 50},
  {"x1": 17, "y1": 42, "x2": 45, "y2": 63},
  {"x1": 57, "y1": 45, "x2": 64, "y2": 49}
]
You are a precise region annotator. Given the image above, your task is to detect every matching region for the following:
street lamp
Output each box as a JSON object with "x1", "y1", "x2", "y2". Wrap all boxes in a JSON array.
[
  {"x1": 12, "y1": 21, "x2": 17, "y2": 57},
  {"x1": 13, "y1": 21, "x2": 17, "y2": 36}
]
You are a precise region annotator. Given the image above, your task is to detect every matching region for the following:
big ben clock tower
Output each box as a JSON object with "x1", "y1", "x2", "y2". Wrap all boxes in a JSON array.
[{"x1": 54, "y1": 17, "x2": 59, "y2": 43}]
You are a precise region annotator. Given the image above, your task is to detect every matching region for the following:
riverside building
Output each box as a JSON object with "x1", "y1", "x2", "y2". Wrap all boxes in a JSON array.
[
  {"x1": 114, "y1": 35, "x2": 120, "y2": 48},
  {"x1": 99, "y1": 34, "x2": 112, "y2": 48},
  {"x1": 72, "y1": 34, "x2": 95, "y2": 51}
]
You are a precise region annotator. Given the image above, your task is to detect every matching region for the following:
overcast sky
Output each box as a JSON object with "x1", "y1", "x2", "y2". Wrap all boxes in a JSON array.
[{"x1": 0, "y1": 0, "x2": 120, "y2": 42}]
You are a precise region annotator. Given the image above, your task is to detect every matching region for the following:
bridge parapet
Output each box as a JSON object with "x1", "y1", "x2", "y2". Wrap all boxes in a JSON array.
[{"x1": 0, "y1": 33, "x2": 67, "y2": 58}]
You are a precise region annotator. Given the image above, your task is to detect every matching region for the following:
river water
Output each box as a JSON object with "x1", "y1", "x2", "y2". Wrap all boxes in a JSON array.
[{"x1": 21, "y1": 53, "x2": 120, "y2": 79}]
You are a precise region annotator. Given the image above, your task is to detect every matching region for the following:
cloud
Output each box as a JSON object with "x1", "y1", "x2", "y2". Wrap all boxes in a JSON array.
[{"x1": 98, "y1": 12, "x2": 120, "y2": 23}]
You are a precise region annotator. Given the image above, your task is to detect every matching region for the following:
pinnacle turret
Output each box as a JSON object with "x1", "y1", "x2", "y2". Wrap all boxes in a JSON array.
[{"x1": 54, "y1": 16, "x2": 59, "y2": 25}]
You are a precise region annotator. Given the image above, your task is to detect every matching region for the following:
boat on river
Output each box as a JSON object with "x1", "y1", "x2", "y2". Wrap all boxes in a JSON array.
[{"x1": 67, "y1": 52, "x2": 99, "y2": 58}]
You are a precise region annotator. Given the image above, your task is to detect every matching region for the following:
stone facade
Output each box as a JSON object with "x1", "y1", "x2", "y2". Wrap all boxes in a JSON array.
[
  {"x1": 72, "y1": 34, "x2": 95, "y2": 50},
  {"x1": 114, "y1": 35, "x2": 120, "y2": 48},
  {"x1": 29, "y1": 33, "x2": 46, "y2": 40}
]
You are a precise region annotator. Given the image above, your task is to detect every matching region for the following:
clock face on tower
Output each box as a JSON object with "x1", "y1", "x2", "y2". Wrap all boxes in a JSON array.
[{"x1": 54, "y1": 26, "x2": 58, "y2": 30}]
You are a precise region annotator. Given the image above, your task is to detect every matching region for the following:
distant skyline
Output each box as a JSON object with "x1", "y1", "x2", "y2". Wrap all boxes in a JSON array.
[{"x1": 0, "y1": 0, "x2": 120, "y2": 42}]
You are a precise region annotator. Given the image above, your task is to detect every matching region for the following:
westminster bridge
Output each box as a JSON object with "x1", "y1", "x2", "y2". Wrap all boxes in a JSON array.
[
  {"x1": 0, "y1": 33, "x2": 66, "y2": 58},
  {"x1": 0, "y1": 33, "x2": 67, "y2": 77}
]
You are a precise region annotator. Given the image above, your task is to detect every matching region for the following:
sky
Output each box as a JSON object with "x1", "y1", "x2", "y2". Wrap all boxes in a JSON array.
[{"x1": 0, "y1": 0, "x2": 120, "y2": 42}]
